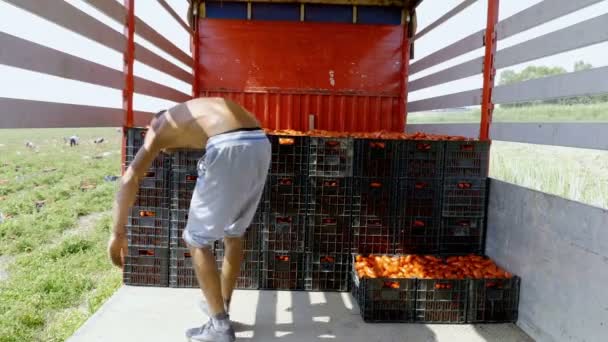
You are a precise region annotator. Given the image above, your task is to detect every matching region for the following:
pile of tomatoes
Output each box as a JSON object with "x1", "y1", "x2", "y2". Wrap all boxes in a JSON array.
[
  {"x1": 354, "y1": 254, "x2": 513, "y2": 280},
  {"x1": 265, "y1": 129, "x2": 472, "y2": 141}
]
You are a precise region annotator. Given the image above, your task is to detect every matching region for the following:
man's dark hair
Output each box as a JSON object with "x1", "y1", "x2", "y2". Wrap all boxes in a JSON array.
[{"x1": 155, "y1": 109, "x2": 167, "y2": 118}]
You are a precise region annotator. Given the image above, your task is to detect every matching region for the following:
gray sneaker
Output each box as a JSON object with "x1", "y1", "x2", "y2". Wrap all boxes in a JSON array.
[{"x1": 186, "y1": 319, "x2": 236, "y2": 342}]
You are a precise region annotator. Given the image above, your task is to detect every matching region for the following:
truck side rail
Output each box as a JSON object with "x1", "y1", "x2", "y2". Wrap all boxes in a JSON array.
[
  {"x1": 0, "y1": 0, "x2": 194, "y2": 128},
  {"x1": 407, "y1": 0, "x2": 608, "y2": 151}
]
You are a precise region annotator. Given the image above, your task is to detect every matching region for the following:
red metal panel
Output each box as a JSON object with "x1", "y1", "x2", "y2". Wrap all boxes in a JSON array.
[
  {"x1": 197, "y1": 19, "x2": 406, "y2": 131},
  {"x1": 123, "y1": 0, "x2": 135, "y2": 174},
  {"x1": 480, "y1": 0, "x2": 499, "y2": 140}
]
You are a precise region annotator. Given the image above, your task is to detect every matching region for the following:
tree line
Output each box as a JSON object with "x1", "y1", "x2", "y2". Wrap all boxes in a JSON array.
[{"x1": 499, "y1": 61, "x2": 608, "y2": 107}]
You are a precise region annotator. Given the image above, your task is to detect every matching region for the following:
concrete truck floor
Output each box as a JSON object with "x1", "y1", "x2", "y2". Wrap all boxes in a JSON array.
[{"x1": 68, "y1": 286, "x2": 534, "y2": 342}]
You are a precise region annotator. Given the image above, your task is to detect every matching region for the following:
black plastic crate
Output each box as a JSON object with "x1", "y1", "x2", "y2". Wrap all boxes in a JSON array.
[
  {"x1": 133, "y1": 187, "x2": 169, "y2": 208},
  {"x1": 266, "y1": 175, "x2": 308, "y2": 215},
  {"x1": 394, "y1": 178, "x2": 442, "y2": 218},
  {"x1": 170, "y1": 209, "x2": 188, "y2": 248},
  {"x1": 304, "y1": 252, "x2": 350, "y2": 291},
  {"x1": 128, "y1": 206, "x2": 170, "y2": 247},
  {"x1": 393, "y1": 216, "x2": 440, "y2": 255},
  {"x1": 128, "y1": 224, "x2": 170, "y2": 248},
  {"x1": 261, "y1": 251, "x2": 304, "y2": 290},
  {"x1": 172, "y1": 149, "x2": 205, "y2": 171},
  {"x1": 124, "y1": 246, "x2": 169, "y2": 287},
  {"x1": 351, "y1": 271, "x2": 416, "y2": 323},
  {"x1": 215, "y1": 249, "x2": 261, "y2": 290},
  {"x1": 169, "y1": 247, "x2": 198, "y2": 288},
  {"x1": 268, "y1": 134, "x2": 309, "y2": 175},
  {"x1": 308, "y1": 137, "x2": 354, "y2": 177},
  {"x1": 170, "y1": 170, "x2": 198, "y2": 211},
  {"x1": 396, "y1": 140, "x2": 445, "y2": 179},
  {"x1": 444, "y1": 141, "x2": 490, "y2": 178},
  {"x1": 128, "y1": 206, "x2": 170, "y2": 227},
  {"x1": 126, "y1": 127, "x2": 147, "y2": 148},
  {"x1": 439, "y1": 217, "x2": 485, "y2": 255},
  {"x1": 306, "y1": 215, "x2": 351, "y2": 254},
  {"x1": 125, "y1": 127, "x2": 170, "y2": 169},
  {"x1": 352, "y1": 177, "x2": 394, "y2": 224},
  {"x1": 468, "y1": 277, "x2": 520, "y2": 323},
  {"x1": 354, "y1": 139, "x2": 399, "y2": 177},
  {"x1": 263, "y1": 214, "x2": 306, "y2": 252},
  {"x1": 125, "y1": 148, "x2": 171, "y2": 170},
  {"x1": 306, "y1": 177, "x2": 352, "y2": 216},
  {"x1": 442, "y1": 178, "x2": 487, "y2": 217},
  {"x1": 415, "y1": 279, "x2": 469, "y2": 323},
  {"x1": 351, "y1": 220, "x2": 394, "y2": 255}
]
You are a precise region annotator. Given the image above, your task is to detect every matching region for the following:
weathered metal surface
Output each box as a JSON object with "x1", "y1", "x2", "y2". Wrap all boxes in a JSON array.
[
  {"x1": 0, "y1": 32, "x2": 189, "y2": 103},
  {"x1": 493, "y1": 66, "x2": 608, "y2": 105},
  {"x1": 157, "y1": 0, "x2": 192, "y2": 34},
  {"x1": 407, "y1": 123, "x2": 608, "y2": 150},
  {"x1": 497, "y1": 0, "x2": 605, "y2": 40},
  {"x1": 0, "y1": 97, "x2": 151, "y2": 128},
  {"x1": 68, "y1": 286, "x2": 532, "y2": 342},
  {"x1": 409, "y1": 56, "x2": 483, "y2": 92},
  {"x1": 409, "y1": 29, "x2": 485, "y2": 75},
  {"x1": 495, "y1": 13, "x2": 608, "y2": 70},
  {"x1": 203, "y1": 90, "x2": 401, "y2": 131},
  {"x1": 82, "y1": 0, "x2": 192, "y2": 66},
  {"x1": 3, "y1": 0, "x2": 192, "y2": 84},
  {"x1": 199, "y1": 0, "x2": 422, "y2": 8},
  {"x1": 486, "y1": 179, "x2": 608, "y2": 342},
  {"x1": 480, "y1": 0, "x2": 499, "y2": 141},
  {"x1": 198, "y1": 19, "x2": 406, "y2": 131},
  {"x1": 408, "y1": 89, "x2": 482, "y2": 113}
]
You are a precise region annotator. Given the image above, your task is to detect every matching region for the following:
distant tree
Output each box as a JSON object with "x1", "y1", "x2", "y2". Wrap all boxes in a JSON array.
[
  {"x1": 499, "y1": 62, "x2": 608, "y2": 106},
  {"x1": 574, "y1": 60, "x2": 593, "y2": 72}
]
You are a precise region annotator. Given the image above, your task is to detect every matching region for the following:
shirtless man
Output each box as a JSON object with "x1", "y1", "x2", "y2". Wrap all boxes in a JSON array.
[{"x1": 108, "y1": 97, "x2": 271, "y2": 342}]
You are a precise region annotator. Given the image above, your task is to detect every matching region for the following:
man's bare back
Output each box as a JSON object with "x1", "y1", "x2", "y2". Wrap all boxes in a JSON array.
[{"x1": 152, "y1": 97, "x2": 261, "y2": 151}]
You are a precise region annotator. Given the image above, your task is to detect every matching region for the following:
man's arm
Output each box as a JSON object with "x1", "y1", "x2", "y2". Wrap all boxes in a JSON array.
[{"x1": 109, "y1": 127, "x2": 162, "y2": 267}]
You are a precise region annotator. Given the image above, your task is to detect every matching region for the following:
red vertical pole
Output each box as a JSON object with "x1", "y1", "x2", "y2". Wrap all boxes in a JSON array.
[
  {"x1": 399, "y1": 21, "x2": 410, "y2": 132},
  {"x1": 122, "y1": 0, "x2": 135, "y2": 174},
  {"x1": 191, "y1": 1, "x2": 201, "y2": 98},
  {"x1": 480, "y1": 0, "x2": 499, "y2": 141}
]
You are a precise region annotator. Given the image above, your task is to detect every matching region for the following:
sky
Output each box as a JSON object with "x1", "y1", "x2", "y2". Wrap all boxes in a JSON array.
[{"x1": 0, "y1": 0, "x2": 607, "y2": 111}]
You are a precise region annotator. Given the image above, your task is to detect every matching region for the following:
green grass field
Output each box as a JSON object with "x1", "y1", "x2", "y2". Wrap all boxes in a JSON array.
[
  {"x1": 0, "y1": 107, "x2": 606, "y2": 341},
  {"x1": 0, "y1": 128, "x2": 122, "y2": 342},
  {"x1": 408, "y1": 103, "x2": 608, "y2": 123}
]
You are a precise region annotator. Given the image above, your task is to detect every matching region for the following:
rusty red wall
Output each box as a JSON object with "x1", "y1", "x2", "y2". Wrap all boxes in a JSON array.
[{"x1": 198, "y1": 19, "x2": 406, "y2": 131}]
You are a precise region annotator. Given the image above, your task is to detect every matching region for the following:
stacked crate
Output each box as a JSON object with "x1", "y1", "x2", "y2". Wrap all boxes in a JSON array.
[
  {"x1": 262, "y1": 134, "x2": 308, "y2": 290},
  {"x1": 169, "y1": 149, "x2": 204, "y2": 288},
  {"x1": 304, "y1": 137, "x2": 353, "y2": 291},
  {"x1": 124, "y1": 128, "x2": 170, "y2": 287},
  {"x1": 393, "y1": 140, "x2": 445, "y2": 254},
  {"x1": 352, "y1": 139, "x2": 398, "y2": 255},
  {"x1": 440, "y1": 141, "x2": 490, "y2": 254}
]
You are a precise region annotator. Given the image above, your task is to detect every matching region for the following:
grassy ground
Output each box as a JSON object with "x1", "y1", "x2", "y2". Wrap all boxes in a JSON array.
[
  {"x1": 408, "y1": 103, "x2": 608, "y2": 123},
  {"x1": 0, "y1": 128, "x2": 123, "y2": 342}
]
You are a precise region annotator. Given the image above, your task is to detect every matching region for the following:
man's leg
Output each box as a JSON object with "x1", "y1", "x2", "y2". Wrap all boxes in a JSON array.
[
  {"x1": 189, "y1": 245, "x2": 225, "y2": 317},
  {"x1": 220, "y1": 236, "x2": 243, "y2": 309}
]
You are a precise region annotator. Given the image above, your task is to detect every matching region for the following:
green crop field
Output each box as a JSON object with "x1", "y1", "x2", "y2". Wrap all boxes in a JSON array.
[
  {"x1": 408, "y1": 103, "x2": 608, "y2": 124},
  {"x1": 0, "y1": 128, "x2": 123, "y2": 342},
  {"x1": 0, "y1": 105, "x2": 606, "y2": 341}
]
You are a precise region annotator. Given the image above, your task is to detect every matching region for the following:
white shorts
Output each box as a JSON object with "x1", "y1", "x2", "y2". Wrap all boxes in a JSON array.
[{"x1": 182, "y1": 129, "x2": 271, "y2": 248}]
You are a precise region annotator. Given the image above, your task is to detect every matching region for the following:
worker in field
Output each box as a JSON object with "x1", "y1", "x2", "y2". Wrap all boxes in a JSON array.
[{"x1": 108, "y1": 97, "x2": 270, "y2": 342}]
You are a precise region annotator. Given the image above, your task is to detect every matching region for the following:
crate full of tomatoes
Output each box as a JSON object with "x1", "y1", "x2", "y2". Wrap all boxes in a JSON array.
[{"x1": 352, "y1": 254, "x2": 519, "y2": 323}]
